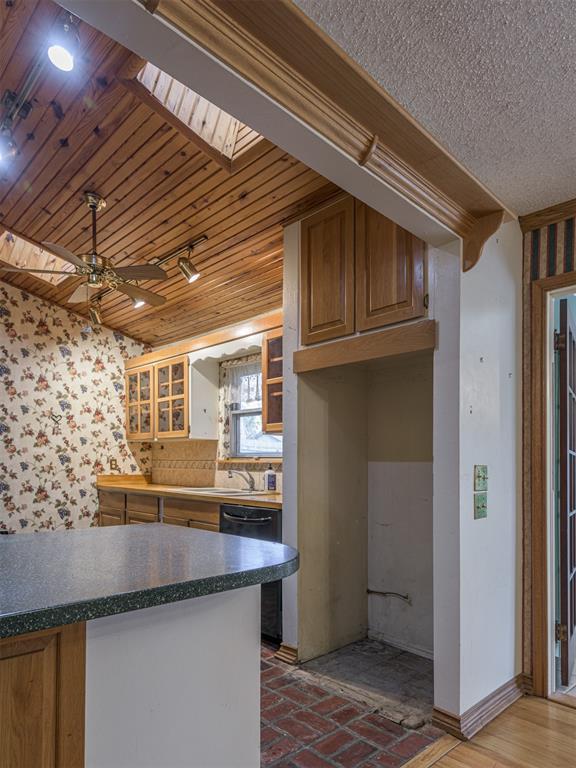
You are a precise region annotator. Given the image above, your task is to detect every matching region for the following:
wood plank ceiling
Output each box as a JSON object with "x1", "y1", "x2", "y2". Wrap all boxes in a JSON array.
[{"x1": 0, "y1": 0, "x2": 339, "y2": 345}]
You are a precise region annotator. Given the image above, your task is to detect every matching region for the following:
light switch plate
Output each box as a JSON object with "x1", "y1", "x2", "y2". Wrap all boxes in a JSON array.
[
  {"x1": 474, "y1": 464, "x2": 488, "y2": 492},
  {"x1": 474, "y1": 492, "x2": 488, "y2": 519}
]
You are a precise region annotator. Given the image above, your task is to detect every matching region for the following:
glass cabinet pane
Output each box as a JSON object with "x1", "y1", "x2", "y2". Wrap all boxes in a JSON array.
[
  {"x1": 140, "y1": 404, "x2": 151, "y2": 433},
  {"x1": 128, "y1": 406, "x2": 139, "y2": 432},
  {"x1": 266, "y1": 337, "x2": 283, "y2": 380},
  {"x1": 171, "y1": 362, "x2": 184, "y2": 382},
  {"x1": 172, "y1": 380, "x2": 184, "y2": 396},
  {"x1": 172, "y1": 398, "x2": 184, "y2": 431},
  {"x1": 128, "y1": 374, "x2": 138, "y2": 403},
  {"x1": 158, "y1": 402, "x2": 170, "y2": 432},
  {"x1": 139, "y1": 370, "x2": 150, "y2": 401},
  {"x1": 266, "y1": 382, "x2": 283, "y2": 426}
]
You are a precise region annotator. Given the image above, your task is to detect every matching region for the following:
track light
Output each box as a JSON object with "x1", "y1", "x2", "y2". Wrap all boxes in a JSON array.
[
  {"x1": 89, "y1": 304, "x2": 102, "y2": 325},
  {"x1": 133, "y1": 298, "x2": 146, "y2": 309},
  {"x1": 0, "y1": 125, "x2": 17, "y2": 163},
  {"x1": 48, "y1": 15, "x2": 79, "y2": 72},
  {"x1": 178, "y1": 255, "x2": 200, "y2": 283}
]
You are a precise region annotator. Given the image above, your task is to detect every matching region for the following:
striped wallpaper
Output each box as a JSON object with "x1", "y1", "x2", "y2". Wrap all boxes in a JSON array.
[{"x1": 527, "y1": 217, "x2": 575, "y2": 280}]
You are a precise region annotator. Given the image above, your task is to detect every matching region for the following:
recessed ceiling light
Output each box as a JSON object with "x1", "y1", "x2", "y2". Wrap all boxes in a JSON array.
[
  {"x1": 47, "y1": 16, "x2": 79, "y2": 72},
  {"x1": 178, "y1": 255, "x2": 200, "y2": 283}
]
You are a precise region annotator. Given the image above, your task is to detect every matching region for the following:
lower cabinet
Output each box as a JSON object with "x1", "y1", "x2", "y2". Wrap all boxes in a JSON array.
[
  {"x1": 163, "y1": 498, "x2": 219, "y2": 532},
  {"x1": 125, "y1": 493, "x2": 160, "y2": 524},
  {"x1": 0, "y1": 623, "x2": 85, "y2": 768},
  {"x1": 98, "y1": 490, "x2": 219, "y2": 531}
]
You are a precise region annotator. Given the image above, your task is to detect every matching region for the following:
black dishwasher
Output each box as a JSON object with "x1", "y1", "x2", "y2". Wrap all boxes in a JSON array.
[{"x1": 220, "y1": 504, "x2": 282, "y2": 642}]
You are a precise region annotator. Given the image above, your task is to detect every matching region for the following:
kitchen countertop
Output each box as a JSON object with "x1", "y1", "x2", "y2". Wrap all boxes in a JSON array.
[
  {"x1": 0, "y1": 524, "x2": 298, "y2": 638},
  {"x1": 97, "y1": 477, "x2": 282, "y2": 509}
]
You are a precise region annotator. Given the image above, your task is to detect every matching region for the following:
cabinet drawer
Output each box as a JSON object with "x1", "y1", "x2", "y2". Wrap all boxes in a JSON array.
[
  {"x1": 188, "y1": 520, "x2": 219, "y2": 533},
  {"x1": 163, "y1": 513, "x2": 189, "y2": 527},
  {"x1": 126, "y1": 510, "x2": 158, "y2": 524},
  {"x1": 126, "y1": 494, "x2": 160, "y2": 515},
  {"x1": 98, "y1": 491, "x2": 125, "y2": 510},
  {"x1": 99, "y1": 507, "x2": 125, "y2": 526},
  {"x1": 163, "y1": 498, "x2": 219, "y2": 526}
]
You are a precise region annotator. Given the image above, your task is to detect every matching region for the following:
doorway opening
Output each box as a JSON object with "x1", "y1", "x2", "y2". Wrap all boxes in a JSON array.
[{"x1": 550, "y1": 292, "x2": 576, "y2": 701}]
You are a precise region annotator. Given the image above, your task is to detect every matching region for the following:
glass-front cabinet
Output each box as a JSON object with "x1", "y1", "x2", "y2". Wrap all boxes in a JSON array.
[
  {"x1": 125, "y1": 365, "x2": 154, "y2": 440},
  {"x1": 154, "y1": 355, "x2": 189, "y2": 438}
]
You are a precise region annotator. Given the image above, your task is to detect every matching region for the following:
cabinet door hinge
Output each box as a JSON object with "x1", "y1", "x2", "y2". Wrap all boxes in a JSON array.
[
  {"x1": 554, "y1": 331, "x2": 566, "y2": 351},
  {"x1": 555, "y1": 622, "x2": 568, "y2": 642}
]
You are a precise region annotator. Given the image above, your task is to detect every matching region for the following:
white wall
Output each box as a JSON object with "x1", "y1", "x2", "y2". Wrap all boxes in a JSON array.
[
  {"x1": 367, "y1": 355, "x2": 434, "y2": 659},
  {"x1": 458, "y1": 221, "x2": 523, "y2": 712}
]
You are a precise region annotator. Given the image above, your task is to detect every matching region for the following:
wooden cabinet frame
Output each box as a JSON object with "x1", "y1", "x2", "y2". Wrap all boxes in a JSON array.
[
  {"x1": 262, "y1": 328, "x2": 283, "y2": 432},
  {"x1": 125, "y1": 364, "x2": 154, "y2": 441},
  {"x1": 154, "y1": 355, "x2": 190, "y2": 439}
]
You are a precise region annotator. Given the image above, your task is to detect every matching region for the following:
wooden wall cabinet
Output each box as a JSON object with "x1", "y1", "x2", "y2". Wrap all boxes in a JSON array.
[
  {"x1": 355, "y1": 201, "x2": 425, "y2": 331},
  {"x1": 300, "y1": 197, "x2": 426, "y2": 345},
  {"x1": 262, "y1": 329, "x2": 283, "y2": 432},
  {"x1": 300, "y1": 197, "x2": 355, "y2": 345},
  {"x1": 0, "y1": 623, "x2": 85, "y2": 768},
  {"x1": 125, "y1": 365, "x2": 154, "y2": 440},
  {"x1": 154, "y1": 355, "x2": 189, "y2": 439}
]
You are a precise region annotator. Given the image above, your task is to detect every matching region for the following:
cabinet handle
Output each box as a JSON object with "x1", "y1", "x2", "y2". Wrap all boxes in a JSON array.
[{"x1": 222, "y1": 512, "x2": 273, "y2": 524}]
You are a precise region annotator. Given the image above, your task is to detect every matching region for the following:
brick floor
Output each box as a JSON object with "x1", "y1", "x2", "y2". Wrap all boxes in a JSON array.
[{"x1": 261, "y1": 645, "x2": 443, "y2": 767}]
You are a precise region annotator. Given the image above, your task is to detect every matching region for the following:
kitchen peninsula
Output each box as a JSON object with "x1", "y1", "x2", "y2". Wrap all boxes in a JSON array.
[{"x1": 0, "y1": 524, "x2": 298, "y2": 768}]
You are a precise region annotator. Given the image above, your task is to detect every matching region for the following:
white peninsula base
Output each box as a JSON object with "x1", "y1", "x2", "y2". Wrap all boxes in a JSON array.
[{"x1": 85, "y1": 585, "x2": 261, "y2": 768}]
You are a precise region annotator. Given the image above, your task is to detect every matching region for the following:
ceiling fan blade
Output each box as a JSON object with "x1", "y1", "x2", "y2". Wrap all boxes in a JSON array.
[
  {"x1": 67, "y1": 284, "x2": 99, "y2": 304},
  {"x1": 0, "y1": 267, "x2": 74, "y2": 274},
  {"x1": 115, "y1": 282, "x2": 166, "y2": 307},
  {"x1": 113, "y1": 264, "x2": 168, "y2": 281},
  {"x1": 42, "y1": 242, "x2": 86, "y2": 268}
]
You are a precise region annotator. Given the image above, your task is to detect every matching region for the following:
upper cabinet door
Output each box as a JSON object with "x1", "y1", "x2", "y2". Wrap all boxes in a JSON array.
[
  {"x1": 300, "y1": 197, "x2": 355, "y2": 345},
  {"x1": 154, "y1": 355, "x2": 189, "y2": 439},
  {"x1": 262, "y1": 328, "x2": 283, "y2": 433},
  {"x1": 125, "y1": 365, "x2": 154, "y2": 441},
  {"x1": 355, "y1": 201, "x2": 425, "y2": 332}
]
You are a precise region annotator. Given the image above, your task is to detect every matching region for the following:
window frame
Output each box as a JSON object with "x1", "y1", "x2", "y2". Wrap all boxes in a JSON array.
[{"x1": 229, "y1": 404, "x2": 283, "y2": 459}]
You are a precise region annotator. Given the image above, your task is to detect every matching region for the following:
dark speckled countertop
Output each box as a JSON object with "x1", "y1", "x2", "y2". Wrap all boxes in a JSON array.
[{"x1": 0, "y1": 524, "x2": 298, "y2": 638}]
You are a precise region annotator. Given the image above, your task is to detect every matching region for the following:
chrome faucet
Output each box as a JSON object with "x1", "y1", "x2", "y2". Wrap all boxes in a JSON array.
[{"x1": 227, "y1": 469, "x2": 256, "y2": 492}]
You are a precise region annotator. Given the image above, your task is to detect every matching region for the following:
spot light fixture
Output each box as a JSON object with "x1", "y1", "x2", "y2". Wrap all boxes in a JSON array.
[
  {"x1": 88, "y1": 303, "x2": 103, "y2": 326},
  {"x1": 47, "y1": 14, "x2": 80, "y2": 72},
  {"x1": 133, "y1": 298, "x2": 146, "y2": 309},
  {"x1": 178, "y1": 251, "x2": 200, "y2": 284},
  {"x1": 0, "y1": 123, "x2": 17, "y2": 163}
]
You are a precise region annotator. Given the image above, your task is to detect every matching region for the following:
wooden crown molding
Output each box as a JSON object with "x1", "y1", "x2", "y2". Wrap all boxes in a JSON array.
[
  {"x1": 462, "y1": 210, "x2": 505, "y2": 272},
  {"x1": 519, "y1": 197, "x2": 576, "y2": 233},
  {"x1": 144, "y1": 0, "x2": 512, "y2": 270},
  {"x1": 432, "y1": 674, "x2": 523, "y2": 741}
]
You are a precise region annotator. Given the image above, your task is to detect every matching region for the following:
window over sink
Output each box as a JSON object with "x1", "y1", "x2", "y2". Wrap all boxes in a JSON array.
[{"x1": 219, "y1": 356, "x2": 283, "y2": 458}]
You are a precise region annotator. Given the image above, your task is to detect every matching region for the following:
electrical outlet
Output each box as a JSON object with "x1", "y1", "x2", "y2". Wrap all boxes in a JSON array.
[
  {"x1": 474, "y1": 492, "x2": 487, "y2": 520},
  {"x1": 474, "y1": 464, "x2": 488, "y2": 492},
  {"x1": 109, "y1": 458, "x2": 119, "y2": 471}
]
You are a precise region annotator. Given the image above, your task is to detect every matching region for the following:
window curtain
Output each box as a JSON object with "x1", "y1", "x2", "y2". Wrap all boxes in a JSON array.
[{"x1": 218, "y1": 354, "x2": 261, "y2": 458}]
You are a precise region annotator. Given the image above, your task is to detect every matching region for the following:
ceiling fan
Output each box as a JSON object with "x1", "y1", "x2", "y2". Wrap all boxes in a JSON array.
[{"x1": 0, "y1": 192, "x2": 168, "y2": 307}]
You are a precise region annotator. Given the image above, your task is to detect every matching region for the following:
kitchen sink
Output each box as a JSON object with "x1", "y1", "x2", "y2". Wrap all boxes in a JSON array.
[{"x1": 184, "y1": 487, "x2": 272, "y2": 496}]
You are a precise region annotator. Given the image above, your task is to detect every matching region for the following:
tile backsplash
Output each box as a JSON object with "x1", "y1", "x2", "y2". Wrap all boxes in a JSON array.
[
  {"x1": 151, "y1": 440, "x2": 217, "y2": 486},
  {"x1": 151, "y1": 440, "x2": 282, "y2": 491}
]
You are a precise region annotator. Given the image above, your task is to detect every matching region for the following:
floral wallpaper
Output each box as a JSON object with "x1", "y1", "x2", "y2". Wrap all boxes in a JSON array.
[{"x1": 0, "y1": 282, "x2": 150, "y2": 533}]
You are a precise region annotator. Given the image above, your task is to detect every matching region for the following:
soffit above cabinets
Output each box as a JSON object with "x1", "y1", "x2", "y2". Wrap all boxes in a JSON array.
[{"x1": 0, "y1": 0, "x2": 338, "y2": 345}]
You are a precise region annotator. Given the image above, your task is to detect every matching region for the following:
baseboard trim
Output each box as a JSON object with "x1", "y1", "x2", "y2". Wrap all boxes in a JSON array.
[
  {"x1": 432, "y1": 674, "x2": 524, "y2": 740},
  {"x1": 366, "y1": 629, "x2": 433, "y2": 661},
  {"x1": 275, "y1": 643, "x2": 298, "y2": 664}
]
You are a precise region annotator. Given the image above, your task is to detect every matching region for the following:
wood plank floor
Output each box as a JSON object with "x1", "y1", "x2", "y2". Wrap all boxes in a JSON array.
[{"x1": 406, "y1": 697, "x2": 576, "y2": 767}]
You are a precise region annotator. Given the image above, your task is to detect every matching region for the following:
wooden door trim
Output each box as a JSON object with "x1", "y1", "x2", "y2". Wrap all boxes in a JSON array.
[
  {"x1": 530, "y1": 272, "x2": 576, "y2": 697},
  {"x1": 147, "y1": 0, "x2": 512, "y2": 257}
]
